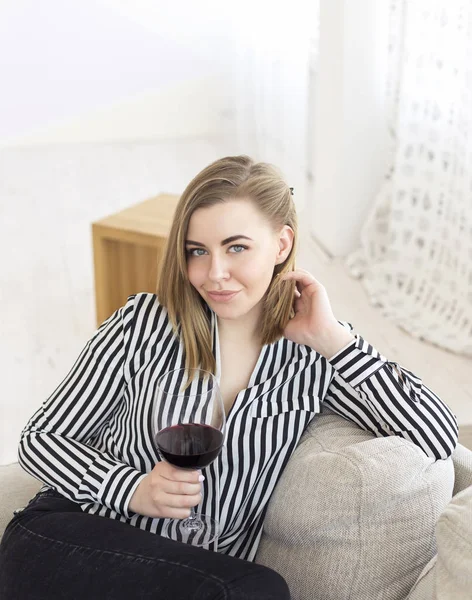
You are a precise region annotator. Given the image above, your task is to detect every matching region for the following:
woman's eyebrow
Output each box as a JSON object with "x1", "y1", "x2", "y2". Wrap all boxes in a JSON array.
[{"x1": 185, "y1": 235, "x2": 254, "y2": 247}]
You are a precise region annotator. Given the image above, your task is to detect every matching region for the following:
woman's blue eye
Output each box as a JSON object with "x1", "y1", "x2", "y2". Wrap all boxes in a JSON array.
[
  {"x1": 229, "y1": 245, "x2": 247, "y2": 253},
  {"x1": 187, "y1": 248, "x2": 207, "y2": 257}
]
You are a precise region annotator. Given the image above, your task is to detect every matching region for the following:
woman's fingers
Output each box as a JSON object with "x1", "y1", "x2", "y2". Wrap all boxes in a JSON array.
[
  {"x1": 281, "y1": 269, "x2": 323, "y2": 296},
  {"x1": 157, "y1": 468, "x2": 202, "y2": 506},
  {"x1": 160, "y1": 464, "x2": 203, "y2": 484},
  {"x1": 161, "y1": 479, "x2": 202, "y2": 496},
  {"x1": 281, "y1": 269, "x2": 322, "y2": 287},
  {"x1": 147, "y1": 463, "x2": 204, "y2": 515},
  {"x1": 154, "y1": 483, "x2": 202, "y2": 509},
  {"x1": 168, "y1": 493, "x2": 202, "y2": 508}
]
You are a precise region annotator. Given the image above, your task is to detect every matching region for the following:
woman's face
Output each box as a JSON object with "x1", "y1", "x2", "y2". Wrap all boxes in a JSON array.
[{"x1": 185, "y1": 199, "x2": 293, "y2": 323}]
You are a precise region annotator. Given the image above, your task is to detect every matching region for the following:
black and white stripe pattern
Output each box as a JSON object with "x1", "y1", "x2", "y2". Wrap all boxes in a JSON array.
[
  {"x1": 18, "y1": 293, "x2": 458, "y2": 561},
  {"x1": 327, "y1": 335, "x2": 458, "y2": 460}
]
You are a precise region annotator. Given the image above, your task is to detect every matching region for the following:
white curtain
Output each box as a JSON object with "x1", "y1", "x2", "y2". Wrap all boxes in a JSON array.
[
  {"x1": 228, "y1": 1, "x2": 319, "y2": 214},
  {"x1": 347, "y1": 0, "x2": 472, "y2": 357}
]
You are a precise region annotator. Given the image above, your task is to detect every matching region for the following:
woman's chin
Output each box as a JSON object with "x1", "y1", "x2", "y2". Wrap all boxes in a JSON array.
[
  {"x1": 206, "y1": 297, "x2": 248, "y2": 320},
  {"x1": 209, "y1": 299, "x2": 264, "y2": 323},
  {"x1": 211, "y1": 305, "x2": 245, "y2": 320}
]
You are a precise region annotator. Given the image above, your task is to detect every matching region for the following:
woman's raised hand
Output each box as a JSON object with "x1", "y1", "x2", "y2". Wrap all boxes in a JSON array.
[
  {"x1": 128, "y1": 462, "x2": 203, "y2": 519},
  {"x1": 280, "y1": 269, "x2": 355, "y2": 358}
]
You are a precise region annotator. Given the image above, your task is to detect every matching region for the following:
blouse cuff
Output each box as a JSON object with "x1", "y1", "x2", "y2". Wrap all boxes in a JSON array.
[
  {"x1": 328, "y1": 334, "x2": 388, "y2": 387},
  {"x1": 81, "y1": 455, "x2": 146, "y2": 519}
]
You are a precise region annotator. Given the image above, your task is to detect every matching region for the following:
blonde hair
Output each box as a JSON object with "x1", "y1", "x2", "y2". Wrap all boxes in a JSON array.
[{"x1": 157, "y1": 155, "x2": 298, "y2": 375}]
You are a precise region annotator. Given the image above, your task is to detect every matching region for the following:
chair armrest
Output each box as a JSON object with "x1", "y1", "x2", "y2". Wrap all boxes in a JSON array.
[{"x1": 451, "y1": 443, "x2": 472, "y2": 496}]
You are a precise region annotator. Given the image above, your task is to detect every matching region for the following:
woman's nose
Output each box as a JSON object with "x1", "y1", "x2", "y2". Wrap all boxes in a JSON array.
[{"x1": 208, "y1": 255, "x2": 230, "y2": 282}]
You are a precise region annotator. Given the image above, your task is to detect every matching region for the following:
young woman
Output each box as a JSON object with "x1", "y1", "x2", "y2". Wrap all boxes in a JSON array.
[{"x1": 0, "y1": 156, "x2": 458, "y2": 599}]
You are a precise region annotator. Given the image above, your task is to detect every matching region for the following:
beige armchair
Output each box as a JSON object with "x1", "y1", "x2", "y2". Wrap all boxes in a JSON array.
[{"x1": 1, "y1": 409, "x2": 471, "y2": 599}]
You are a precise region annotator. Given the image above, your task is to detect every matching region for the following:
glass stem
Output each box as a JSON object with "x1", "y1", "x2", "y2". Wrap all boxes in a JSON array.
[{"x1": 183, "y1": 506, "x2": 202, "y2": 531}]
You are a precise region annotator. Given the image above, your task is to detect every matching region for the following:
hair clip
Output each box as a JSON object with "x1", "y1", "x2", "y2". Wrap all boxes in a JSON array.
[{"x1": 289, "y1": 187, "x2": 294, "y2": 196}]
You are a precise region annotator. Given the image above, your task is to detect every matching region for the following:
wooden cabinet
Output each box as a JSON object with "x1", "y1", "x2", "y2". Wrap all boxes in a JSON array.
[{"x1": 91, "y1": 193, "x2": 180, "y2": 326}]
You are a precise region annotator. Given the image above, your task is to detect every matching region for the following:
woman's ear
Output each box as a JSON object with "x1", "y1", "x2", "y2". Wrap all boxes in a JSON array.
[{"x1": 275, "y1": 226, "x2": 294, "y2": 265}]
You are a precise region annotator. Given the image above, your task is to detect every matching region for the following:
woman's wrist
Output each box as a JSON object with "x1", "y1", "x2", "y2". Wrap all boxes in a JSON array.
[
  {"x1": 307, "y1": 324, "x2": 355, "y2": 360},
  {"x1": 128, "y1": 474, "x2": 148, "y2": 515}
]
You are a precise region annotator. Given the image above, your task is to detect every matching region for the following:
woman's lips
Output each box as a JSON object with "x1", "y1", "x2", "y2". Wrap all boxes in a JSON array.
[{"x1": 206, "y1": 291, "x2": 240, "y2": 303}]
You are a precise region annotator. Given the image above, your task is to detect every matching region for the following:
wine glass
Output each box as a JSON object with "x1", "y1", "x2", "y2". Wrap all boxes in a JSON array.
[{"x1": 152, "y1": 368, "x2": 226, "y2": 546}]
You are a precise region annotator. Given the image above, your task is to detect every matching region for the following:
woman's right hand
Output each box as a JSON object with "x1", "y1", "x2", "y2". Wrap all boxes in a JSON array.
[{"x1": 128, "y1": 462, "x2": 203, "y2": 519}]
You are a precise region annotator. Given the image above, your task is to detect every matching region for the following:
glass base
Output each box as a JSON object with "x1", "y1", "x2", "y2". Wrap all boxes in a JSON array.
[{"x1": 173, "y1": 513, "x2": 219, "y2": 547}]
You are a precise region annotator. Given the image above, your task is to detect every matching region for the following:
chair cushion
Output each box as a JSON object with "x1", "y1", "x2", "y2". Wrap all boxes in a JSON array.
[
  {"x1": 256, "y1": 408, "x2": 454, "y2": 600},
  {"x1": 436, "y1": 485, "x2": 472, "y2": 598},
  {"x1": 407, "y1": 484, "x2": 472, "y2": 599},
  {"x1": 0, "y1": 463, "x2": 42, "y2": 540},
  {"x1": 405, "y1": 556, "x2": 437, "y2": 600},
  {"x1": 449, "y1": 443, "x2": 472, "y2": 496}
]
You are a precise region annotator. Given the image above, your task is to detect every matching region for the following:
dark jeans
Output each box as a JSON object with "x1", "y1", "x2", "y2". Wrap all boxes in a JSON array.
[{"x1": 0, "y1": 490, "x2": 290, "y2": 600}]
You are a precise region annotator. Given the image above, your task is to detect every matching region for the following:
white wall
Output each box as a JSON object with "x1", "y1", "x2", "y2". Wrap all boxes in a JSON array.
[
  {"x1": 311, "y1": 0, "x2": 391, "y2": 257},
  {"x1": 5, "y1": 76, "x2": 231, "y2": 146},
  {"x1": 0, "y1": 0, "x2": 232, "y2": 146}
]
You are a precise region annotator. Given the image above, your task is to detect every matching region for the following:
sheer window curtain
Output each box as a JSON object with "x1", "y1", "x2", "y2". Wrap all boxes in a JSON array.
[
  {"x1": 347, "y1": 0, "x2": 472, "y2": 357},
  {"x1": 228, "y1": 1, "x2": 319, "y2": 215}
]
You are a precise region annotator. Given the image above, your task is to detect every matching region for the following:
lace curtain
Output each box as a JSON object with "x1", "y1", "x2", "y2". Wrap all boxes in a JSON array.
[{"x1": 347, "y1": 0, "x2": 472, "y2": 357}]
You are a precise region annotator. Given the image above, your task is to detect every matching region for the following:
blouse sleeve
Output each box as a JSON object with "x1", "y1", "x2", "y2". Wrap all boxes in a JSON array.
[
  {"x1": 322, "y1": 326, "x2": 459, "y2": 460},
  {"x1": 18, "y1": 295, "x2": 146, "y2": 518}
]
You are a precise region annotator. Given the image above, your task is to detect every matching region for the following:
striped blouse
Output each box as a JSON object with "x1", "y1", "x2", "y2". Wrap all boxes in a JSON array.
[{"x1": 18, "y1": 293, "x2": 459, "y2": 561}]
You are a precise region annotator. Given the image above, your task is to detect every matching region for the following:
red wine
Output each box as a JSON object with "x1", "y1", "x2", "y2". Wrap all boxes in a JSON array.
[{"x1": 155, "y1": 423, "x2": 224, "y2": 469}]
